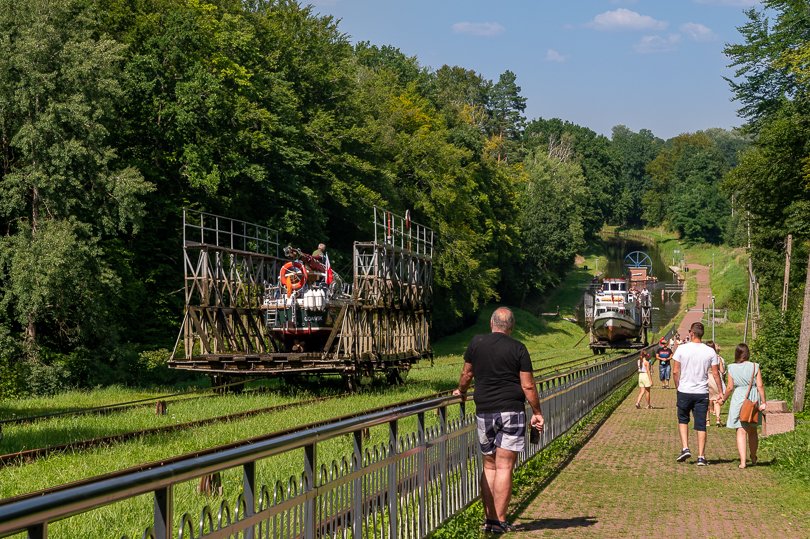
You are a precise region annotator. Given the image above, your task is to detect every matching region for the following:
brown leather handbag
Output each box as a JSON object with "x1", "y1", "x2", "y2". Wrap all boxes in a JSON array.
[{"x1": 738, "y1": 364, "x2": 760, "y2": 423}]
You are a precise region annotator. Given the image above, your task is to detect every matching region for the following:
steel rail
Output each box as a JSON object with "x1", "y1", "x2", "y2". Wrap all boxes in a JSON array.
[
  {"x1": 0, "y1": 378, "x2": 260, "y2": 427},
  {"x1": 0, "y1": 392, "x2": 344, "y2": 467}
]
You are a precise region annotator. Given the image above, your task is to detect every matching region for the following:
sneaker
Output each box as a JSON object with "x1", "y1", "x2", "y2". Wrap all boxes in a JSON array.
[
  {"x1": 696, "y1": 457, "x2": 708, "y2": 466},
  {"x1": 483, "y1": 521, "x2": 516, "y2": 534},
  {"x1": 676, "y1": 448, "x2": 691, "y2": 462}
]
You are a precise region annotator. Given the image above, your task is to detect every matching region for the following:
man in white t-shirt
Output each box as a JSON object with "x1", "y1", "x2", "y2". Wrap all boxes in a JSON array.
[{"x1": 672, "y1": 322, "x2": 723, "y2": 465}]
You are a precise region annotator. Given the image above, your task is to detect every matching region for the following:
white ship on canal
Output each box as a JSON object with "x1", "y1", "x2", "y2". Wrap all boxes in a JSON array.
[{"x1": 591, "y1": 278, "x2": 644, "y2": 343}]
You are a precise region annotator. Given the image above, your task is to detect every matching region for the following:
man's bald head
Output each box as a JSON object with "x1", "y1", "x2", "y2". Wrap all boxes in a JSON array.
[{"x1": 490, "y1": 307, "x2": 515, "y2": 334}]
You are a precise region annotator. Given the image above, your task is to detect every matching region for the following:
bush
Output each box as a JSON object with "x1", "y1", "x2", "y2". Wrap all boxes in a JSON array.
[
  {"x1": 0, "y1": 326, "x2": 25, "y2": 399},
  {"x1": 751, "y1": 305, "x2": 801, "y2": 392},
  {"x1": 24, "y1": 358, "x2": 72, "y2": 397}
]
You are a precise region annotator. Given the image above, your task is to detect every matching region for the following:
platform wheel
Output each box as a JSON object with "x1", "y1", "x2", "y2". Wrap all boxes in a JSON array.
[
  {"x1": 386, "y1": 367, "x2": 407, "y2": 386},
  {"x1": 342, "y1": 372, "x2": 360, "y2": 392}
]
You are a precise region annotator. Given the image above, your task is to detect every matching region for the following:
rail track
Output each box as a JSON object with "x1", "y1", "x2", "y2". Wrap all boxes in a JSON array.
[
  {"x1": 0, "y1": 378, "x2": 264, "y2": 428},
  {"x1": 2, "y1": 349, "x2": 609, "y2": 428},
  {"x1": 0, "y1": 388, "x2": 465, "y2": 504},
  {"x1": 0, "y1": 351, "x2": 626, "y2": 468},
  {"x1": 0, "y1": 391, "x2": 352, "y2": 467}
]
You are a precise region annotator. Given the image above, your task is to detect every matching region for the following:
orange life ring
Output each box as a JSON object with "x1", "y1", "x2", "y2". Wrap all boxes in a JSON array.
[{"x1": 279, "y1": 262, "x2": 307, "y2": 296}]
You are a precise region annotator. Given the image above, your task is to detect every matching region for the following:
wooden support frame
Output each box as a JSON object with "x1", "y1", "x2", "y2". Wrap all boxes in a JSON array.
[{"x1": 170, "y1": 208, "x2": 433, "y2": 380}]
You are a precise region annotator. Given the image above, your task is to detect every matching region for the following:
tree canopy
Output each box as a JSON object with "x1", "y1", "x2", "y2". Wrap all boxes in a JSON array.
[{"x1": 0, "y1": 0, "x2": 747, "y2": 395}]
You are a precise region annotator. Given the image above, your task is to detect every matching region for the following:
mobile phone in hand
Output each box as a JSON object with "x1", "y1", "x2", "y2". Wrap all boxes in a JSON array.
[{"x1": 529, "y1": 426, "x2": 540, "y2": 444}]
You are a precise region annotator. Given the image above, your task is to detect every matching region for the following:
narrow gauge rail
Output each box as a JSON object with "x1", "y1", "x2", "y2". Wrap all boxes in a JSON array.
[
  {"x1": 412, "y1": 351, "x2": 623, "y2": 373},
  {"x1": 0, "y1": 378, "x2": 264, "y2": 428},
  {"x1": 3, "y1": 349, "x2": 611, "y2": 429},
  {"x1": 0, "y1": 387, "x2": 464, "y2": 502},
  {"x1": 0, "y1": 351, "x2": 632, "y2": 468},
  {"x1": 0, "y1": 391, "x2": 348, "y2": 467}
]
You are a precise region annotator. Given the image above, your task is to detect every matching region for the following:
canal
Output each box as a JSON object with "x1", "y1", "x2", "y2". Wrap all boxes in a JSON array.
[{"x1": 598, "y1": 235, "x2": 682, "y2": 334}]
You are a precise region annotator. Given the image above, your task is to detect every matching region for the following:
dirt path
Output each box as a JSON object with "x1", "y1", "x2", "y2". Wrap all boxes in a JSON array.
[
  {"x1": 512, "y1": 387, "x2": 810, "y2": 537},
  {"x1": 676, "y1": 263, "x2": 711, "y2": 337}
]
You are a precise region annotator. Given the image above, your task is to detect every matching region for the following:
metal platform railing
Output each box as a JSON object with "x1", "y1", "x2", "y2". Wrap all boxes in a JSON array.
[
  {"x1": 0, "y1": 352, "x2": 646, "y2": 539},
  {"x1": 184, "y1": 209, "x2": 281, "y2": 258}
]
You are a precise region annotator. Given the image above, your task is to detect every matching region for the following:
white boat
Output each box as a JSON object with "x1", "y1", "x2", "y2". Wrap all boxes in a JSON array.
[{"x1": 591, "y1": 278, "x2": 643, "y2": 343}]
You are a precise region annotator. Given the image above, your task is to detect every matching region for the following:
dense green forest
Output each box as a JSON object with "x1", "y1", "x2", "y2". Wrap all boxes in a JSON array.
[
  {"x1": 723, "y1": 0, "x2": 810, "y2": 403},
  {"x1": 0, "y1": 0, "x2": 805, "y2": 398}
]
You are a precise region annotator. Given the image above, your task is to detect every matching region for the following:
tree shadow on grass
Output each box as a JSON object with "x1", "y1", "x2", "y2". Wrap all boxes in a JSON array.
[{"x1": 518, "y1": 516, "x2": 598, "y2": 531}]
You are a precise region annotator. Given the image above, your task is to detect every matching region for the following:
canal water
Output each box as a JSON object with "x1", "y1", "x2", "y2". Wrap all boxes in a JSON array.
[{"x1": 596, "y1": 235, "x2": 682, "y2": 334}]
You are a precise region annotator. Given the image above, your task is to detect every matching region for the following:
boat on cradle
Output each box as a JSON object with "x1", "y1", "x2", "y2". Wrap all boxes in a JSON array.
[{"x1": 591, "y1": 278, "x2": 643, "y2": 344}]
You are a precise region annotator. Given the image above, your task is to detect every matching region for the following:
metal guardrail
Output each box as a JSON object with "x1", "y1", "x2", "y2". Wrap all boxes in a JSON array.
[{"x1": 0, "y1": 352, "x2": 646, "y2": 539}]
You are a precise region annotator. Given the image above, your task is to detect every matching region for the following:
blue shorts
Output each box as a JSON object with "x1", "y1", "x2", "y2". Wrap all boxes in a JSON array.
[
  {"x1": 476, "y1": 411, "x2": 526, "y2": 455},
  {"x1": 677, "y1": 392, "x2": 709, "y2": 431},
  {"x1": 659, "y1": 363, "x2": 671, "y2": 380}
]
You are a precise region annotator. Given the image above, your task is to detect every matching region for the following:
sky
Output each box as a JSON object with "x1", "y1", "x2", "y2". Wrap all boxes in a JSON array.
[{"x1": 306, "y1": 0, "x2": 762, "y2": 140}]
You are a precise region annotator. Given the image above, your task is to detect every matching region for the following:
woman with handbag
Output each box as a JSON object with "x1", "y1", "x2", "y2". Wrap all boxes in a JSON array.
[{"x1": 719, "y1": 343, "x2": 767, "y2": 468}]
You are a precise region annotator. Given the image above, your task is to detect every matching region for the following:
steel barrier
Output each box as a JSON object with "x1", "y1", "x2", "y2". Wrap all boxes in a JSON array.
[{"x1": 0, "y1": 349, "x2": 652, "y2": 539}]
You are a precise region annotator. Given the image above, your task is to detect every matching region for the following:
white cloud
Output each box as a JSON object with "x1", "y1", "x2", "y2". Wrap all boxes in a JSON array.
[
  {"x1": 694, "y1": 0, "x2": 758, "y2": 6},
  {"x1": 586, "y1": 9, "x2": 667, "y2": 31},
  {"x1": 545, "y1": 49, "x2": 567, "y2": 63},
  {"x1": 451, "y1": 22, "x2": 505, "y2": 37},
  {"x1": 680, "y1": 22, "x2": 717, "y2": 42},
  {"x1": 634, "y1": 34, "x2": 682, "y2": 53}
]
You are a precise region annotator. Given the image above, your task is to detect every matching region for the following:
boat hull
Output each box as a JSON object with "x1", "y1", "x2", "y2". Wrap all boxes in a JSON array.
[{"x1": 592, "y1": 311, "x2": 642, "y2": 342}]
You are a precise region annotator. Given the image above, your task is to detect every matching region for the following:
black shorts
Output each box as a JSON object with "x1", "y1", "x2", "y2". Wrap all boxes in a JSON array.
[{"x1": 677, "y1": 391, "x2": 709, "y2": 431}]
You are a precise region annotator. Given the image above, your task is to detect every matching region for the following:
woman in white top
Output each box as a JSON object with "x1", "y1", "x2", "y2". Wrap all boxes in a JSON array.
[{"x1": 635, "y1": 350, "x2": 652, "y2": 409}]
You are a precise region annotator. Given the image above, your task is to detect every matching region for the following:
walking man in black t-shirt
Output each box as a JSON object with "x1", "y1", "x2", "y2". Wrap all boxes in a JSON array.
[{"x1": 453, "y1": 307, "x2": 545, "y2": 533}]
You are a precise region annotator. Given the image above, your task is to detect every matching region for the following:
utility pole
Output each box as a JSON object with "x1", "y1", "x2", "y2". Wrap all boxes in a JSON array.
[
  {"x1": 794, "y1": 251, "x2": 810, "y2": 413},
  {"x1": 782, "y1": 234, "x2": 793, "y2": 312},
  {"x1": 744, "y1": 258, "x2": 754, "y2": 343},
  {"x1": 712, "y1": 295, "x2": 716, "y2": 342}
]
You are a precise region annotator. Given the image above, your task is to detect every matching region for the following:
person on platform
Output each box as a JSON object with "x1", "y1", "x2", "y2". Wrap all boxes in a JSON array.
[
  {"x1": 312, "y1": 243, "x2": 326, "y2": 261},
  {"x1": 656, "y1": 338, "x2": 673, "y2": 389},
  {"x1": 720, "y1": 343, "x2": 767, "y2": 468},
  {"x1": 635, "y1": 350, "x2": 653, "y2": 409},
  {"x1": 672, "y1": 322, "x2": 723, "y2": 466},
  {"x1": 454, "y1": 307, "x2": 545, "y2": 533}
]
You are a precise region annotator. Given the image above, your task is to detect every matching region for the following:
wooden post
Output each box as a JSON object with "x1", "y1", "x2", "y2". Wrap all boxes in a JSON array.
[
  {"x1": 782, "y1": 234, "x2": 793, "y2": 312},
  {"x1": 744, "y1": 259, "x2": 753, "y2": 343},
  {"x1": 793, "y1": 251, "x2": 810, "y2": 413}
]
